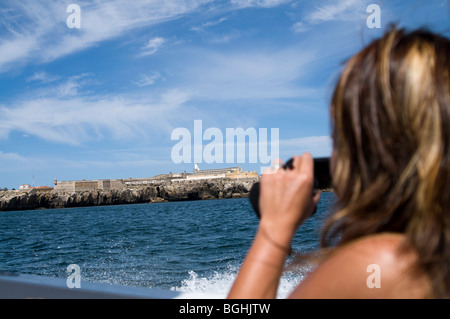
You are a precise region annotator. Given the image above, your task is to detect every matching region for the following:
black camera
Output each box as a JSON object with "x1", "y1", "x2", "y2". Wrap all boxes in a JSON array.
[{"x1": 249, "y1": 157, "x2": 331, "y2": 218}]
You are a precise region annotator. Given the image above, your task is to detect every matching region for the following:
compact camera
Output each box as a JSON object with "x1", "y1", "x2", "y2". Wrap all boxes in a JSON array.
[{"x1": 249, "y1": 157, "x2": 331, "y2": 218}]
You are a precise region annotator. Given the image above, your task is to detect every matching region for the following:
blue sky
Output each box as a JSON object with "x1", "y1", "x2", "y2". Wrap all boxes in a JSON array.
[{"x1": 0, "y1": 0, "x2": 448, "y2": 189}]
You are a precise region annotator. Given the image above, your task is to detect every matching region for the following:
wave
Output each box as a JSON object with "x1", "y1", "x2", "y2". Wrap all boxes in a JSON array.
[{"x1": 170, "y1": 264, "x2": 310, "y2": 299}]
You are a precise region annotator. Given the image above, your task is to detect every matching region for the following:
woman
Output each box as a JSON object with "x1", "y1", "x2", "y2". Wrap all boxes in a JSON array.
[{"x1": 228, "y1": 26, "x2": 450, "y2": 299}]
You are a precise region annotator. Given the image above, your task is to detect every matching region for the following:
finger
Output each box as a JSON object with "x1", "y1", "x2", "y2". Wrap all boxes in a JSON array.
[
  {"x1": 292, "y1": 155, "x2": 302, "y2": 172},
  {"x1": 271, "y1": 158, "x2": 284, "y2": 170},
  {"x1": 262, "y1": 159, "x2": 286, "y2": 176},
  {"x1": 262, "y1": 167, "x2": 277, "y2": 175},
  {"x1": 293, "y1": 153, "x2": 314, "y2": 177}
]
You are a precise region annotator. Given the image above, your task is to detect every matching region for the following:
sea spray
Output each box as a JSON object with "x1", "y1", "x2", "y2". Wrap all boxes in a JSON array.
[{"x1": 171, "y1": 265, "x2": 311, "y2": 299}]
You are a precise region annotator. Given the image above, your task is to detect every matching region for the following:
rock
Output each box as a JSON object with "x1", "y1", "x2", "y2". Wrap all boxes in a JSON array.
[{"x1": 0, "y1": 178, "x2": 258, "y2": 211}]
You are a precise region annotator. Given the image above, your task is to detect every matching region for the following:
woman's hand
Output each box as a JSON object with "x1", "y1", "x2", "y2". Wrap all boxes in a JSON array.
[
  {"x1": 227, "y1": 153, "x2": 321, "y2": 299},
  {"x1": 258, "y1": 153, "x2": 321, "y2": 245}
]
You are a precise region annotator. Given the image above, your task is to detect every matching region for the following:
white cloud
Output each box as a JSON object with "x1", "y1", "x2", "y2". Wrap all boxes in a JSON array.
[
  {"x1": 26, "y1": 72, "x2": 60, "y2": 83},
  {"x1": 291, "y1": 21, "x2": 309, "y2": 33},
  {"x1": 131, "y1": 72, "x2": 162, "y2": 87},
  {"x1": 208, "y1": 29, "x2": 241, "y2": 44},
  {"x1": 190, "y1": 17, "x2": 228, "y2": 32},
  {"x1": 190, "y1": 16, "x2": 240, "y2": 44},
  {"x1": 57, "y1": 73, "x2": 92, "y2": 97},
  {"x1": 201, "y1": 17, "x2": 229, "y2": 28},
  {"x1": 0, "y1": 35, "x2": 37, "y2": 72},
  {"x1": 177, "y1": 46, "x2": 319, "y2": 100},
  {"x1": 306, "y1": 0, "x2": 367, "y2": 23},
  {"x1": 0, "y1": 151, "x2": 27, "y2": 163},
  {"x1": 290, "y1": 0, "x2": 370, "y2": 35},
  {"x1": 0, "y1": 86, "x2": 192, "y2": 145},
  {"x1": 0, "y1": 0, "x2": 213, "y2": 72},
  {"x1": 27, "y1": 73, "x2": 93, "y2": 98},
  {"x1": 140, "y1": 37, "x2": 167, "y2": 56},
  {"x1": 231, "y1": 0, "x2": 291, "y2": 8}
]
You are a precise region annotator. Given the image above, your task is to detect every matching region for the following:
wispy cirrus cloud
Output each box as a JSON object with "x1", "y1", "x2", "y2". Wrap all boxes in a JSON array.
[
  {"x1": 306, "y1": 0, "x2": 367, "y2": 23},
  {"x1": 190, "y1": 17, "x2": 228, "y2": 32},
  {"x1": 291, "y1": 21, "x2": 309, "y2": 33},
  {"x1": 0, "y1": 77, "x2": 192, "y2": 145},
  {"x1": 0, "y1": 0, "x2": 213, "y2": 72},
  {"x1": 190, "y1": 16, "x2": 241, "y2": 44},
  {"x1": 26, "y1": 71, "x2": 60, "y2": 83},
  {"x1": 26, "y1": 72, "x2": 93, "y2": 98},
  {"x1": 140, "y1": 37, "x2": 167, "y2": 56},
  {"x1": 291, "y1": 0, "x2": 370, "y2": 33},
  {"x1": 0, "y1": 35, "x2": 38, "y2": 71},
  {"x1": 208, "y1": 29, "x2": 242, "y2": 44},
  {"x1": 0, "y1": 151, "x2": 27, "y2": 163},
  {"x1": 131, "y1": 72, "x2": 162, "y2": 87},
  {"x1": 176, "y1": 46, "x2": 319, "y2": 100},
  {"x1": 0, "y1": 41, "x2": 322, "y2": 148},
  {"x1": 0, "y1": 0, "x2": 327, "y2": 148},
  {"x1": 230, "y1": 0, "x2": 291, "y2": 8}
]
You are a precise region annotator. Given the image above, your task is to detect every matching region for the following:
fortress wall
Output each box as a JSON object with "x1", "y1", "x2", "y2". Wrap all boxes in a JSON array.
[
  {"x1": 51, "y1": 165, "x2": 258, "y2": 193},
  {"x1": 100, "y1": 180, "x2": 111, "y2": 190},
  {"x1": 74, "y1": 181, "x2": 98, "y2": 192},
  {"x1": 53, "y1": 181, "x2": 75, "y2": 192},
  {"x1": 226, "y1": 171, "x2": 258, "y2": 179},
  {"x1": 110, "y1": 180, "x2": 125, "y2": 190},
  {"x1": 54, "y1": 179, "x2": 125, "y2": 192},
  {"x1": 186, "y1": 173, "x2": 226, "y2": 180}
]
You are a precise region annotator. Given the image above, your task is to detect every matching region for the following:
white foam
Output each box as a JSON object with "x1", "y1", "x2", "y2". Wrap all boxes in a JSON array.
[
  {"x1": 171, "y1": 269, "x2": 233, "y2": 299},
  {"x1": 170, "y1": 265, "x2": 308, "y2": 299}
]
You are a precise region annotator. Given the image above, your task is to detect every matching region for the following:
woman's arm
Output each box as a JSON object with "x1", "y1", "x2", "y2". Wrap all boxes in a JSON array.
[
  {"x1": 226, "y1": 225, "x2": 292, "y2": 298},
  {"x1": 227, "y1": 154, "x2": 320, "y2": 299}
]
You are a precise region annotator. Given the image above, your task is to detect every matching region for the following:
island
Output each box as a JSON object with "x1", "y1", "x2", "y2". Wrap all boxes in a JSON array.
[{"x1": 0, "y1": 164, "x2": 259, "y2": 211}]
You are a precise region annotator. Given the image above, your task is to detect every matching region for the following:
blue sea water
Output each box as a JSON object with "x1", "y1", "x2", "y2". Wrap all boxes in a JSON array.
[{"x1": 0, "y1": 193, "x2": 336, "y2": 298}]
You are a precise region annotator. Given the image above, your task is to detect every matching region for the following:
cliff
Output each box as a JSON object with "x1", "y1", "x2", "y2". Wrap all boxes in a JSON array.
[{"x1": 0, "y1": 178, "x2": 257, "y2": 212}]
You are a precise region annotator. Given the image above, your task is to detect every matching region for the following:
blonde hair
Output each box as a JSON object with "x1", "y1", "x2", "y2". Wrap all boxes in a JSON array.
[{"x1": 323, "y1": 26, "x2": 450, "y2": 298}]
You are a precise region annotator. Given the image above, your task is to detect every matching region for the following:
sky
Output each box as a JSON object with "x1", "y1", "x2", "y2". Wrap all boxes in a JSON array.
[{"x1": 0, "y1": 0, "x2": 448, "y2": 189}]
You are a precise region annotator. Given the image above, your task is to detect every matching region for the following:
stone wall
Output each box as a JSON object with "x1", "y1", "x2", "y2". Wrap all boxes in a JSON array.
[
  {"x1": 74, "y1": 181, "x2": 98, "y2": 192},
  {"x1": 53, "y1": 180, "x2": 75, "y2": 192},
  {"x1": 54, "y1": 179, "x2": 126, "y2": 192}
]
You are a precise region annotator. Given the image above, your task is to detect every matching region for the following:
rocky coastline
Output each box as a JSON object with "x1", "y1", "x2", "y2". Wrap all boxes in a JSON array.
[{"x1": 0, "y1": 178, "x2": 258, "y2": 212}]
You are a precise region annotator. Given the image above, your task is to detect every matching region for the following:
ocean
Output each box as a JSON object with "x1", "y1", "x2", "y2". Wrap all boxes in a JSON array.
[{"x1": 0, "y1": 192, "x2": 336, "y2": 299}]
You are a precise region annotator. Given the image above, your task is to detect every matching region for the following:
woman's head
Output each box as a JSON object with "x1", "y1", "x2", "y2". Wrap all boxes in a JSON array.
[{"x1": 325, "y1": 26, "x2": 450, "y2": 297}]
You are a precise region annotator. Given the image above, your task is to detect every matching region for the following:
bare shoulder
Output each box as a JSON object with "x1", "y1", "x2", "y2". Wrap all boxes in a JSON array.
[{"x1": 289, "y1": 233, "x2": 431, "y2": 298}]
